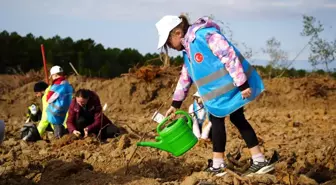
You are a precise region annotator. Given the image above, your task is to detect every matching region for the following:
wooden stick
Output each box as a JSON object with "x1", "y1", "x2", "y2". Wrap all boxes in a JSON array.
[
  {"x1": 124, "y1": 130, "x2": 147, "y2": 175},
  {"x1": 40, "y1": 44, "x2": 49, "y2": 84},
  {"x1": 124, "y1": 78, "x2": 179, "y2": 175},
  {"x1": 289, "y1": 172, "x2": 293, "y2": 185},
  {"x1": 322, "y1": 146, "x2": 336, "y2": 166},
  {"x1": 124, "y1": 100, "x2": 168, "y2": 175},
  {"x1": 97, "y1": 103, "x2": 108, "y2": 143},
  {"x1": 69, "y1": 62, "x2": 80, "y2": 76},
  {"x1": 97, "y1": 113, "x2": 104, "y2": 143},
  {"x1": 137, "y1": 155, "x2": 146, "y2": 164},
  {"x1": 123, "y1": 124, "x2": 141, "y2": 138}
]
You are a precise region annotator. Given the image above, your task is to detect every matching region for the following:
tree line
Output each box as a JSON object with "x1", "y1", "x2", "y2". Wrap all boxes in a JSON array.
[
  {"x1": 0, "y1": 15, "x2": 335, "y2": 79},
  {"x1": 0, "y1": 31, "x2": 184, "y2": 78}
]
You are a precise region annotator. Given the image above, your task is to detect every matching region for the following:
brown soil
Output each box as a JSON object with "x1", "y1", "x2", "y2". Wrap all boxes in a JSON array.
[{"x1": 0, "y1": 67, "x2": 335, "y2": 185}]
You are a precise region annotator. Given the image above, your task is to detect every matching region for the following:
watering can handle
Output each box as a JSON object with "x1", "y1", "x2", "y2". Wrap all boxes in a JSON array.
[{"x1": 157, "y1": 110, "x2": 192, "y2": 134}]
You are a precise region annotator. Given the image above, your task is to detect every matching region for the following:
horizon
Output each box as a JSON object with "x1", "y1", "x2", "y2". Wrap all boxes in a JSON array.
[
  {"x1": 1, "y1": 29, "x2": 334, "y2": 71},
  {"x1": 1, "y1": 0, "x2": 336, "y2": 71}
]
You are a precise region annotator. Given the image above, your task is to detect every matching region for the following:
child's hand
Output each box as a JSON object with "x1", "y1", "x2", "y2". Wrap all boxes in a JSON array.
[
  {"x1": 165, "y1": 106, "x2": 177, "y2": 119},
  {"x1": 241, "y1": 88, "x2": 251, "y2": 99}
]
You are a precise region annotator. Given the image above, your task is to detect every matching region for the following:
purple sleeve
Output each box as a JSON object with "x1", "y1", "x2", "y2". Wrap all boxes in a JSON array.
[
  {"x1": 172, "y1": 64, "x2": 193, "y2": 102},
  {"x1": 206, "y1": 32, "x2": 247, "y2": 87}
]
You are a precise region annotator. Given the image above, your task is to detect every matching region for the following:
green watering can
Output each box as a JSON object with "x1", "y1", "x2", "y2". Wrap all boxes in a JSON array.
[{"x1": 137, "y1": 110, "x2": 198, "y2": 157}]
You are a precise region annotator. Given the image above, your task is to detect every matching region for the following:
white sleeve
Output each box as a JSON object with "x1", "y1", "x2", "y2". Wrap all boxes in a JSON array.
[
  {"x1": 188, "y1": 104, "x2": 193, "y2": 113},
  {"x1": 47, "y1": 92, "x2": 59, "y2": 103}
]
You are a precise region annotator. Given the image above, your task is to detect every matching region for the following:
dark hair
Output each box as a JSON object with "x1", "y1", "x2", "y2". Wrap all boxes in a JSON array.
[
  {"x1": 56, "y1": 72, "x2": 65, "y2": 76},
  {"x1": 75, "y1": 89, "x2": 91, "y2": 99},
  {"x1": 34, "y1": 81, "x2": 48, "y2": 92},
  {"x1": 174, "y1": 14, "x2": 190, "y2": 35}
]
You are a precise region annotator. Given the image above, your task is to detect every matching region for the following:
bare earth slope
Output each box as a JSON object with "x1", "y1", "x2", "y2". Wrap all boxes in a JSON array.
[{"x1": 0, "y1": 68, "x2": 335, "y2": 185}]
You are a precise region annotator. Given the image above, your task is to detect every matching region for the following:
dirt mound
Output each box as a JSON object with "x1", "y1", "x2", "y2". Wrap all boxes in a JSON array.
[
  {"x1": 0, "y1": 69, "x2": 336, "y2": 184},
  {"x1": 0, "y1": 70, "x2": 44, "y2": 95},
  {"x1": 126, "y1": 65, "x2": 166, "y2": 82},
  {"x1": 39, "y1": 159, "x2": 94, "y2": 185}
]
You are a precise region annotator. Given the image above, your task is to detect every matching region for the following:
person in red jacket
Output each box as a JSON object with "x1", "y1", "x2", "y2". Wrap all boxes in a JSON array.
[{"x1": 66, "y1": 89, "x2": 120, "y2": 140}]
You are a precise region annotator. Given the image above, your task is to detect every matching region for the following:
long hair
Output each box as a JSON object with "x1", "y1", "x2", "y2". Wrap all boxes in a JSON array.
[{"x1": 160, "y1": 14, "x2": 191, "y2": 66}]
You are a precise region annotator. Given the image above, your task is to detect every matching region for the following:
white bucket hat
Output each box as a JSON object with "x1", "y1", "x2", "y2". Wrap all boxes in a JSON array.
[
  {"x1": 29, "y1": 104, "x2": 38, "y2": 115},
  {"x1": 155, "y1": 15, "x2": 182, "y2": 49},
  {"x1": 49, "y1": 65, "x2": 63, "y2": 78}
]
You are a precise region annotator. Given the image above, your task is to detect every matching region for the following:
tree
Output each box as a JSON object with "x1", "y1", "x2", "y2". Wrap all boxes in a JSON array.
[
  {"x1": 3, "y1": 29, "x2": 325, "y2": 79},
  {"x1": 172, "y1": 55, "x2": 184, "y2": 66},
  {"x1": 262, "y1": 37, "x2": 289, "y2": 78},
  {"x1": 301, "y1": 15, "x2": 336, "y2": 72},
  {"x1": 77, "y1": 51, "x2": 84, "y2": 75}
]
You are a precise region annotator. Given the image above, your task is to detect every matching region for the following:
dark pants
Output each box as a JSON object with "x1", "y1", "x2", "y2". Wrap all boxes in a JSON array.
[
  {"x1": 210, "y1": 107, "x2": 259, "y2": 153},
  {"x1": 94, "y1": 124, "x2": 120, "y2": 140},
  {"x1": 53, "y1": 124, "x2": 66, "y2": 139},
  {"x1": 76, "y1": 116, "x2": 120, "y2": 140}
]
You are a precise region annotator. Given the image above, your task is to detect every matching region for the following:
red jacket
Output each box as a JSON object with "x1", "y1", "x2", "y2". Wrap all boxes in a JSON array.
[{"x1": 66, "y1": 90, "x2": 111, "y2": 133}]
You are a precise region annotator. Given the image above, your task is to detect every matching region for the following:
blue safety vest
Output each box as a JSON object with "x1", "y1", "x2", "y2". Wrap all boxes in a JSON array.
[
  {"x1": 46, "y1": 81, "x2": 73, "y2": 125},
  {"x1": 183, "y1": 26, "x2": 265, "y2": 118}
]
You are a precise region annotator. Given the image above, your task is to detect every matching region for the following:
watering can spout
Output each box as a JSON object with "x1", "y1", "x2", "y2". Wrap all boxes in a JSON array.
[{"x1": 137, "y1": 141, "x2": 170, "y2": 152}]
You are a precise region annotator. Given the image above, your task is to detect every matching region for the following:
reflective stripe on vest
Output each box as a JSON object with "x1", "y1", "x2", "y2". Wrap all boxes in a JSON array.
[
  {"x1": 47, "y1": 105, "x2": 66, "y2": 117},
  {"x1": 47, "y1": 92, "x2": 72, "y2": 119},
  {"x1": 195, "y1": 54, "x2": 255, "y2": 102},
  {"x1": 194, "y1": 54, "x2": 245, "y2": 87},
  {"x1": 183, "y1": 26, "x2": 264, "y2": 117},
  {"x1": 48, "y1": 99, "x2": 70, "y2": 112},
  {"x1": 46, "y1": 81, "x2": 73, "y2": 125}
]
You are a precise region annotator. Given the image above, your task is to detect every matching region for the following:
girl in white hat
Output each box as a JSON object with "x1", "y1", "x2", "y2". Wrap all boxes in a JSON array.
[
  {"x1": 188, "y1": 92, "x2": 211, "y2": 140},
  {"x1": 46, "y1": 65, "x2": 73, "y2": 139},
  {"x1": 158, "y1": 15, "x2": 273, "y2": 176}
]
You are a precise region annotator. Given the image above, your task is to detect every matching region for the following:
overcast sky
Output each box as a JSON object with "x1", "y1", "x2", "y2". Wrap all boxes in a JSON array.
[{"x1": 1, "y1": 0, "x2": 335, "y2": 68}]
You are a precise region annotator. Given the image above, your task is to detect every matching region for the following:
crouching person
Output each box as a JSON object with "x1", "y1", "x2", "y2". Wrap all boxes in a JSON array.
[
  {"x1": 21, "y1": 103, "x2": 44, "y2": 142},
  {"x1": 26, "y1": 103, "x2": 42, "y2": 123},
  {"x1": 21, "y1": 81, "x2": 69, "y2": 142},
  {"x1": 66, "y1": 89, "x2": 120, "y2": 140},
  {"x1": 189, "y1": 92, "x2": 212, "y2": 141}
]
